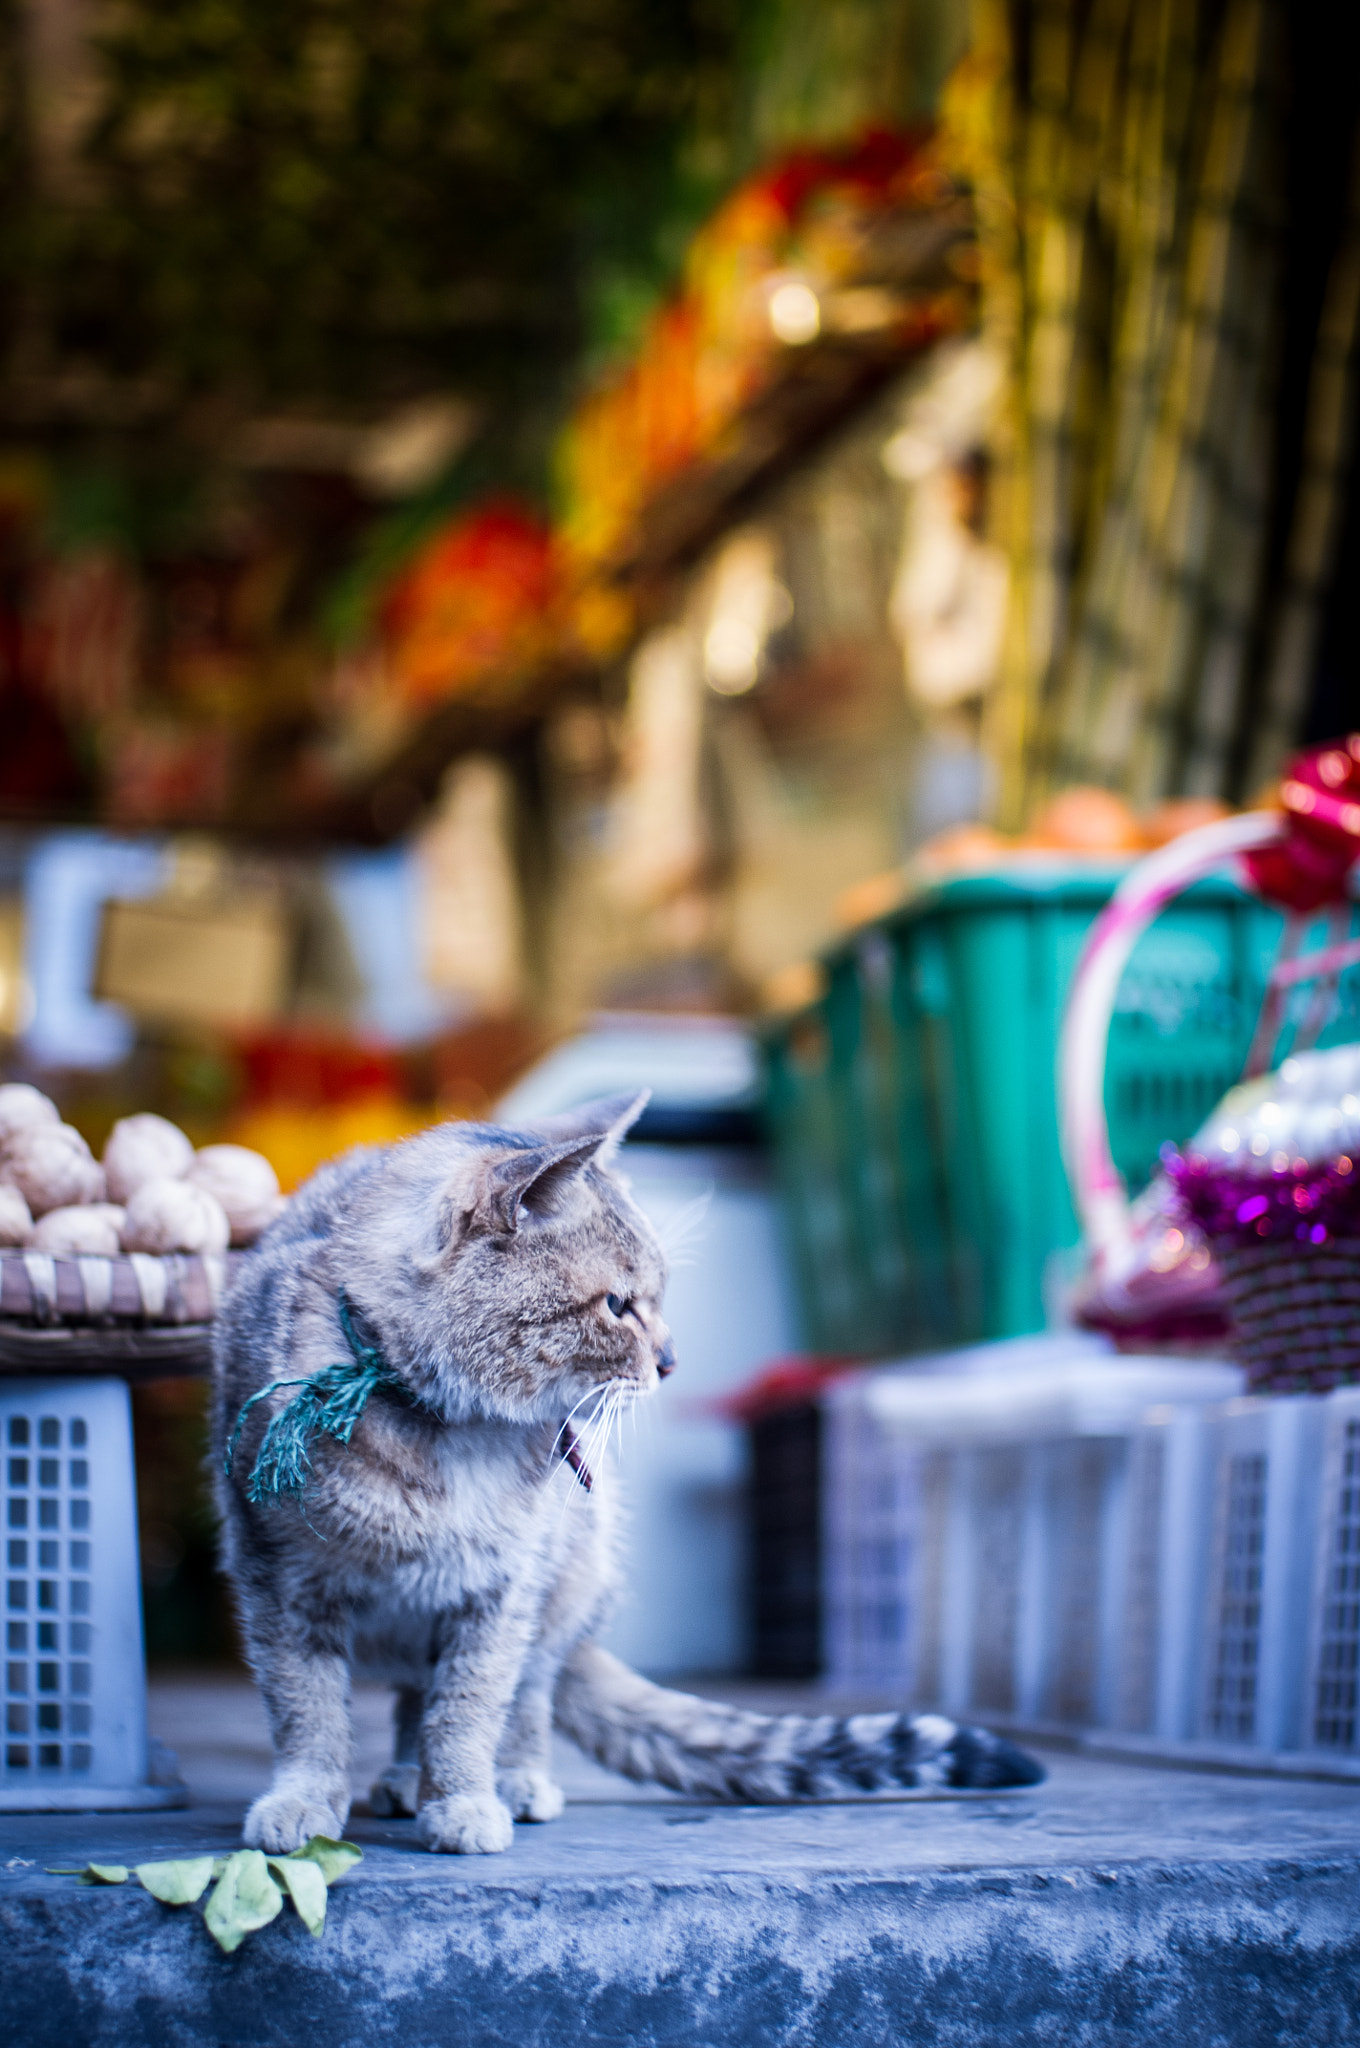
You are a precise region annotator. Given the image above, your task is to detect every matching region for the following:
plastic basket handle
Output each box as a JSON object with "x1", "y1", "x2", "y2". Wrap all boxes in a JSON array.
[{"x1": 1058, "y1": 810, "x2": 1285, "y2": 1267}]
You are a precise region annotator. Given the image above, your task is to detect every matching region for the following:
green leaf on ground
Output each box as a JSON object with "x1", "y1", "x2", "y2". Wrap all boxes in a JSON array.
[
  {"x1": 45, "y1": 1838, "x2": 358, "y2": 1952},
  {"x1": 135, "y1": 1856, "x2": 217, "y2": 1906},
  {"x1": 267, "y1": 1855, "x2": 328, "y2": 1936},
  {"x1": 203, "y1": 1850, "x2": 284, "y2": 1954},
  {"x1": 288, "y1": 1836, "x2": 363, "y2": 1885}
]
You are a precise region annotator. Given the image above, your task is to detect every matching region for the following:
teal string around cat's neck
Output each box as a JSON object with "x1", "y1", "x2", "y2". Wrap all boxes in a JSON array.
[{"x1": 225, "y1": 1289, "x2": 410, "y2": 1506}]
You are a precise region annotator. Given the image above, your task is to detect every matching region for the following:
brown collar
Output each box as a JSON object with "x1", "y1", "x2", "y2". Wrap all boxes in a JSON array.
[{"x1": 559, "y1": 1422, "x2": 594, "y2": 1492}]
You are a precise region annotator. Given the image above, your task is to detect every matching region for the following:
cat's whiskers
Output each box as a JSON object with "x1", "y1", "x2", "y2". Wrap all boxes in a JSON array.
[
  {"x1": 600, "y1": 1387, "x2": 622, "y2": 1467},
  {"x1": 577, "y1": 1375, "x2": 637, "y2": 1485},
  {"x1": 657, "y1": 1190, "x2": 712, "y2": 1269},
  {"x1": 545, "y1": 1384, "x2": 610, "y2": 1535},
  {"x1": 579, "y1": 1387, "x2": 617, "y2": 1478},
  {"x1": 551, "y1": 1382, "x2": 604, "y2": 1460},
  {"x1": 547, "y1": 1377, "x2": 622, "y2": 1530}
]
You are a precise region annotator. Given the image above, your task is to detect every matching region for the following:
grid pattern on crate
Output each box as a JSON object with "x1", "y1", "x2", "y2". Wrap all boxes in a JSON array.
[
  {"x1": 819, "y1": 1379, "x2": 1360, "y2": 1757},
  {"x1": 1204, "y1": 1450, "x2": 1267, "y2": 1742},
  {"x1": 763, "y1": 1013, "x2": 860, "y2": 1356},
  {"x1": 1040, "y1": 1439, "x2": 1117, "y2": 1727},
  {"x1": 911, "y1": 1452, "x2": 950, "y2": 1708},
  {"x1": 821, "y1": 1405, "x2": 952, "y2": 1697},
  {"x1": 822, "y1": 1406, "x2": 914, "y2": 1690},
  {"x1": 1313, "y1": 1417, "x2": 1360, "y2": 1749},
  {"x1": 1115, "y1": 1428, "x2": 1165, "y2": 1735},
  {"x1": 5, "y1": 1409, "x2": 94, "y2": 1775},
  {"x1": 969, "y1": 1448, "x2": 1026, "y2": 1715}
]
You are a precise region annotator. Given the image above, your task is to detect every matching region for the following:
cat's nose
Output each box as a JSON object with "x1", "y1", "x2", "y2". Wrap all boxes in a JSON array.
[{"x1": 656, "y1": 1338, "x2": 677, "y2": 1378}]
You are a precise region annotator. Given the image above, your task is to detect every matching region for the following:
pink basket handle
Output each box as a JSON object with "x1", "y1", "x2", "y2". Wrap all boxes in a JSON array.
[{"x1": 1058, "y1": 810, "x2": 1286, "y2": 1266}]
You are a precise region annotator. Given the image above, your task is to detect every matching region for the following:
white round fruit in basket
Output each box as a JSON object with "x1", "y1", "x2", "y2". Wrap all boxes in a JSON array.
[
  {"x1": 186, "y1": 1144, "x2": 283, "y2": 1246},
  {"x1": 102, "y1": 1112, "x2": 195, "y2": 1203},
  {"x1": 31, "y1": 1203, "x2": 127, "y2": 1256},
  {"x1": 0, "y1": 1183, "x2": 33, "y2": 1245},
  {"x1": 121, "y1": 1176, "x2": 230, "y2": 1255},
  {"x1": 1, "y1": 1124, "x2": 105, "y2": 1214},
  {"x1": 0, "y1": 1084, "x2": 60, "y2": 1151}
]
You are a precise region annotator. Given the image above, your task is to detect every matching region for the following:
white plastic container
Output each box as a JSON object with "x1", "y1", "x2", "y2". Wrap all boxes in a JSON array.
[
  {"x1": 822, "y1": 1337, "x2": 1243, "y2": 1720},
  {"x1": 1107, "y1": 1394, "x2": 1326, "y2": 1752},
  {"x1": 821, "y1": 1353, "x2": 1360, "y2": 1772},
  {"x1": 2, "y1": 1377, "x2": 183, "y2": 1809},
  {"x1": 1192, "y1": 1396, "x2": 1325, "y2": 1751},
  {"x1": 1106, "y1": 1402, "x2": 1221, "y2": 1741},
  {"x1": 1304, "y1": 1388, "x2": 1360, "y2": 1757}
]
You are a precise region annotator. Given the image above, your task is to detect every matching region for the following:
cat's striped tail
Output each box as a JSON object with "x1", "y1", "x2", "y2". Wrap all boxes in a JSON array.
[{"x1": 553, "y1": 1643, "x2": 1045, "y2": 1801}]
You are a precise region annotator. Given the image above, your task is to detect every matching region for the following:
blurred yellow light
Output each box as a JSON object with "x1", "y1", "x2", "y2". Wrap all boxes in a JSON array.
[
  {"x1": 704, "y1": 617, "x2": 761, "y2": 693},
  {"x1": 768, "y1": 281, "x2": 820, "y2": 346}
]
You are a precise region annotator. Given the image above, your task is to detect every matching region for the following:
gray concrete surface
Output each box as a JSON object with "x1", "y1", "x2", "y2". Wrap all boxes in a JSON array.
[{"x1": 3, "y1": 1674, "x2": 1360, "y2": 2045}]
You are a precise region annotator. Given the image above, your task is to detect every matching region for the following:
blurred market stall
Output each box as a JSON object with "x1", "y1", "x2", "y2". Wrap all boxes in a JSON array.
[
  {"x1": 2, "y1": 0, "x2": 1358, "y2": 1687},
  {"x1": 2, "y1": 1, "x2": 1353, "y2": 1032}
]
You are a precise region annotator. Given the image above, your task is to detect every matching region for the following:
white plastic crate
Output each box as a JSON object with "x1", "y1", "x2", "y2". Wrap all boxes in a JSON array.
[
  {"x1": 1192, "y1": 1397, "x2": 1324, "y2": 1752},
  {"x1": 822, "y1": 1338, "x2": 1242, "y2": 1717},
  {"x1": 945, "y1": 1434, "x2": 1160, "y2": 1728},
  {"x1": 822, "y1": 1345, "x2": 1360, "y2": 1767},
  {"x1": 1106, "y1": 1403, "x2": 1220, "y2": 1741},
  {"x1": 2, "y1": 1377, "x2": 181, "y2": 1810},
  {"x1": 1304, "y1": 1389, "x2": 1360, "y2": 1758},
  {"x1": 822, "y1": 1397, "x2": 932, "y2": 1698},
  {"x1": 1103, "y1": 1395, "x2": 1325, "y2": 1752}
]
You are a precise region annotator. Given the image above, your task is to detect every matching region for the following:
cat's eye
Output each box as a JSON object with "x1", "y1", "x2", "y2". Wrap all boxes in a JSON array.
[{"x1": 605, "y1": 1294, "x2": 628, "y2": 1318}]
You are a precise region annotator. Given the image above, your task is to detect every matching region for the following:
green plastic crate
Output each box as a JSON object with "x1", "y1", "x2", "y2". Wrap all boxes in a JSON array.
[{"x1": 764, "y1": 865, "x2": 1360, "y2": 1355}]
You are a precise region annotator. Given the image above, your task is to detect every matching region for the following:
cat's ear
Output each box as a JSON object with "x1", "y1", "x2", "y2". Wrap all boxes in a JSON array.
[
  {"x1": 460, "y1": 1131, "x2": 613, "y2": 1239},
  {"x1": 521, "y1": 1089, "x2": 650, "y2": 1163},
  {"x1": 447, "y1": 1093, "x2": 650, "y2": 1242}
]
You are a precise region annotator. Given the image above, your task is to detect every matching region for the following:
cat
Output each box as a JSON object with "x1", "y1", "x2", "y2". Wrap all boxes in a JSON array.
[{"x1": 211, "y1": 1091, "x2": 1043, "y2": 1855}]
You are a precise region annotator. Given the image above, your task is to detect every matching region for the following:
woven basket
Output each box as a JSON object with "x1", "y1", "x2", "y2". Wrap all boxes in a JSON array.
[
  {"x1": 1212, "y1": 1235, "x2": 1360, "y2": 1392},
  {"x1": 0, "y1": 1248, "x2": 245, "y2": 1381},
  {"x1": 1059, "y1": 806, "x2": 1360, "y2": 1381}
]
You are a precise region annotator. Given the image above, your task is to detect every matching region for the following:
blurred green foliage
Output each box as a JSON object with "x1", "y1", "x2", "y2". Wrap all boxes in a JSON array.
[
  {"x1": 5, "y1": 0, "x2": 740, "y2": 423},
  {"x1": 2, "y1": 0, "x2": 956, "y2": 446}
]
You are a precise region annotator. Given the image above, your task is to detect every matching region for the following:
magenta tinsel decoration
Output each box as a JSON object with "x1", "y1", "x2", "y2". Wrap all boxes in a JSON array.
[{"x1": 1164, "y1": 1143, "x2": 1360, "y2": 1245}]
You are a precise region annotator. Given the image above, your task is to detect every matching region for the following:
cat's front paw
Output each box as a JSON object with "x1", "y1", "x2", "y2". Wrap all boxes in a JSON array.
[
  {"x1": 244, "y1": 1785, "x2": 348, "y2": 1854},
  {"x1": 417, "y1": 1792, "x2": 515, "y2": 1854},
  {"x1": 369, "y1": 1763, "x2": 421, "y2": 1819},
  {"x1": 497, "y1": 1767, "x2": 565, "y2": 1823}
]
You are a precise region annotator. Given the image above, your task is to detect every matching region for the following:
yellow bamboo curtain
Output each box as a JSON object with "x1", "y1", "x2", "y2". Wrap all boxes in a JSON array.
[
  {"x1": 943, "y1": 0, "x2": 1360, "y2": 824},
  {"x1": 1246, "y1": 134, "x2": 1360, "y2": 792}
]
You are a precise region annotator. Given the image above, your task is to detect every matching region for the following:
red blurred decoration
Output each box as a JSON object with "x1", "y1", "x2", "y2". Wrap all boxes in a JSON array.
[
  {"x1": 717, "y1": 1355, "x2": 856, "y2": 1423},
  {"x1": 380, "y1": 499, "x2": 556, "y2": 707},
  {"x1": 235, "y1": 1031, "x2": 405, "y2": 1109},
  {"x1": 1243, "y1": 735, "x2": 1360, "y2": 911},
  {"x1": 759, "y1": 125, "x2": 938, "y2": 220}
]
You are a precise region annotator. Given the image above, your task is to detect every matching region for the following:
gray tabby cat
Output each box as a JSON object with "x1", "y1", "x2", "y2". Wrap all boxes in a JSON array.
[{"x1": 211, "y1": 1092, "x2": 1042, "y2": 1855}]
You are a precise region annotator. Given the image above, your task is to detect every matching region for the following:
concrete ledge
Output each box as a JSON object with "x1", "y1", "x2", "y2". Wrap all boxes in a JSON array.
[
  {"x1": 6, "y1": 1849, "x2": 1360, "y2": 2047},
  {"x1": 6, "y1": 1754, "x2": 1360, "y2": 2047}
]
